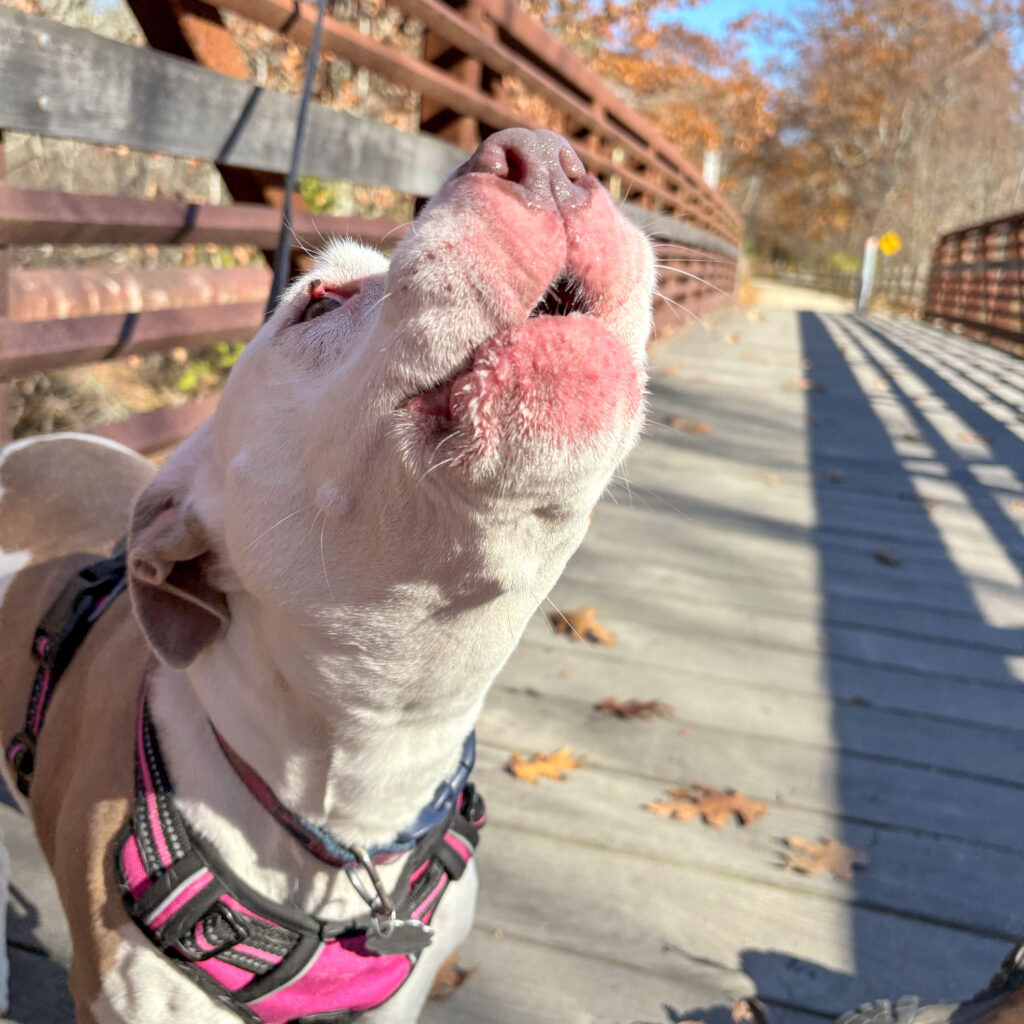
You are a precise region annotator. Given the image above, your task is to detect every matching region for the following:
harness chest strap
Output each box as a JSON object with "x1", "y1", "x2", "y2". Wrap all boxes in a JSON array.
[{"x1": 6, "y1": 555, "x2": 487, "y2": 1024}]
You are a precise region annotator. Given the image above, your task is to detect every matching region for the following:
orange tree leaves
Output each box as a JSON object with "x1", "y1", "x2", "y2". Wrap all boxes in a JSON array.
[
  {"x1": 507, "y1": 748, "x2": 585, "y2": 783},
  {"x1": 647, "y1": 784, "x2": 766, "y2": 827},
  {"x1": 783, "y1": 836, "x2": 869, "y2": 881}
]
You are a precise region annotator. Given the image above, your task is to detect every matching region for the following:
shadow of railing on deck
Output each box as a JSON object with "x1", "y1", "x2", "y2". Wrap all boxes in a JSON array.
[{"x1": 799, "y1": 310, "x2": 1024, "y2": 1011}]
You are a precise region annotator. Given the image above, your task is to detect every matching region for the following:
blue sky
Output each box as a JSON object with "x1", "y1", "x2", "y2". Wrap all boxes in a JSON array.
[{"x1": 664, "y1": 0, "x2": 791, "y2": 67}]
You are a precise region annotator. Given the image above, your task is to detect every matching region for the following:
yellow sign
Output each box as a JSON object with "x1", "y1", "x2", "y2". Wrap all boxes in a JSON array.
[{"x1": 879, "y1": 230, "x2": 903, "y2": 256}]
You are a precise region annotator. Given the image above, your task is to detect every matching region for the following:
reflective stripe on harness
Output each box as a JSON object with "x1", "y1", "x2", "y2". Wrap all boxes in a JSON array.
[{"x1": 7, "y1": 555, "x2": 486, "y2": 1023}]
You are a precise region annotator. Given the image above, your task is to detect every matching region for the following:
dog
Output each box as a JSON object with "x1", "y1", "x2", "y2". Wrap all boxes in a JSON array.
[{"x1": 0, "y1": 128, "x2": 654, "y2": 1022}]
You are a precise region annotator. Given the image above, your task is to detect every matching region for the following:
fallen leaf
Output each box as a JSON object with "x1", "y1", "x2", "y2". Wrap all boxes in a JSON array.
[
  {"x1": 679, "y1": 727, "x2": 692, "y2": 738},
  {"x1": 659, "y1": 365, "x2": 681, "y2": 377},
  {"x1": 850, "y1": 696, "x2": 872, "y2": 707},
  {"x1": 871, "y1": 379, "x2": 890, "y2": 391},
  {"x1": 668, "y1": 416, "x2": 712, "y2": 435},
  {"x1": 1009, "y1": 499, "x2": 1024, "y2": 515},
  {"x1": 429, "y1": 953, "x2": 478, "y2": 1001},
  {"x1": 557, "y1": 669, "x2": 570, "y2": 680},
  {"x1": 646, "y1": 784, "x2": 766, "y2": 828},
  {"x1": 758, "y1": 472, "x2": 781, "y2": 487},
  {"x1": 874, "y1": 548, "x2": 902, "y2": 566},
  {"x1": 725, "y1": 331, "x2": 741, "y2": 344},
  {"x1": 549, "y1": 606, "x2": 616, "y2": 645},
  {"x1": 783, "y1": 835, "x2": 868, "y2": 881},
  {"x1": 786, "y1": 377, "x2": 813, "y2": 391},
  {"x1": 825, "y1": 471, "x2": 845, "y2": 484},
  {"x1": 507, "y1": 747, "x2": 584, "y2": 783},
  {"x1": 595, "y1": 697, "x2": 674, "y2": 719},
  {"x1": 747, "y1": 310, "x2": 763, "y2": 323},
  {"x1": 733, "y1": 997, "x2": 771, "y2": 1024}
]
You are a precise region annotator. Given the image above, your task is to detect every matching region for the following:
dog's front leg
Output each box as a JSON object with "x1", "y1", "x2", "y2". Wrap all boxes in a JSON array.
[{"x1": 362, "y1": 863, "x2": 479, "y2": 1024}]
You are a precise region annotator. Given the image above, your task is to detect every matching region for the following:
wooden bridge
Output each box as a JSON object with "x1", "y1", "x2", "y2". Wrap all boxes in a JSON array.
[
  {"x1": 6, "y1": 282, "x2": 1024, "y2": 1023},
  {"x1": 2, "y1": 2, "x2": 1024, "y2": 1022}
]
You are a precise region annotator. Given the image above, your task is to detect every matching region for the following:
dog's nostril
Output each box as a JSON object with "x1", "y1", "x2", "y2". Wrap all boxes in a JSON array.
[
  {"x1": 559, "y1": 147, "x2": 585, "y2": 183},
  {"x1": 502, "y1": 148, "x2": 528, "y2": 185}
]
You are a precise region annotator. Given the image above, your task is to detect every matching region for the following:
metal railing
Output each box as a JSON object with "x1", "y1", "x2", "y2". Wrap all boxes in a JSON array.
[
  {"x1": 0, "y1": 1, "x2": 741, "y2": 450},
  {"x1": 924, "y1": 211, "x2": 1024, "y2": 356}
]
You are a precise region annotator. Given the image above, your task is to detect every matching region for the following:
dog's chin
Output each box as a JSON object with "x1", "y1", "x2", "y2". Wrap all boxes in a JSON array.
[{"x1": 399, "y1": 313, "x2": 644, "y2": 489}]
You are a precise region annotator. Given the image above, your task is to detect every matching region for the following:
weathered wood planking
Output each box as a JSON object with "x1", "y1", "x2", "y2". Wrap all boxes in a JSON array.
[
  {"x1": 501, "y1": 643, "x2": 1024, "y2": 781},
  {"x1": 470, "y1": 744, "x2": 1024, "y2": 940},
  {"x1": 0, "y1": 7, "x2": 464, "y2": 198}
]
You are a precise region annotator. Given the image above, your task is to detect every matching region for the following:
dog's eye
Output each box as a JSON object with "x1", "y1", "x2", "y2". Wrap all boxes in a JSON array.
[{"x1": 301, "y1": 296, "x2": 344, "y2": 322}]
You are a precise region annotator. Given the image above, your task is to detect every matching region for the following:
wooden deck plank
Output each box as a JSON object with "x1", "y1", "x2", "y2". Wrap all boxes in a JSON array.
[
  {"x1": 500, "y1": 643, "x2": 1024, "y2": 780},
  {"x1": 480, "y1": 687, "x2": 1022, "y2": 848},
  {"x1": 471, "y1": 745, "x2": 1024, "y2": 940}
]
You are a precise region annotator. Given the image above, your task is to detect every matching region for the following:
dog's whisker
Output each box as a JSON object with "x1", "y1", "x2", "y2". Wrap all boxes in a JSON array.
[
  {"x1": 541, "y1": 595, "x2": 597, "y2": 652},
  {"x1": 421, "y1": 455, "x2": 458, "y2": 480},
  {"x1": 319, "y1": 519, "x2": 336, "y2": 602},
  {"x1": 242, "y1": 504, "x2": 314, "y2": 551},
  {"x1": 656, "y1": 266, "x2": 732, "y2": 298}
]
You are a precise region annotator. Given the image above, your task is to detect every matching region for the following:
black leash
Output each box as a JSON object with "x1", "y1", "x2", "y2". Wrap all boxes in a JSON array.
[{"x1": 264, "y1": 0, "x2": 330, "y2": 320}]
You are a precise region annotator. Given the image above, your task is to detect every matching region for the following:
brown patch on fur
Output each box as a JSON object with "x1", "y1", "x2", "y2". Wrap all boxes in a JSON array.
[{"x1": 0, "y1": 437, "x2": 156, "y2": 1010}]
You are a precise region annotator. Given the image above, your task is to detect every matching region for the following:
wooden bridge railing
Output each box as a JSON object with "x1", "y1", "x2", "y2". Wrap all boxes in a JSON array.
[
  {"x1": 0, "y1": 1, "x2": 740, "y2": 451},
  {"x1": 924, "y1": 211, "x2": 1024, "y2": 357}
]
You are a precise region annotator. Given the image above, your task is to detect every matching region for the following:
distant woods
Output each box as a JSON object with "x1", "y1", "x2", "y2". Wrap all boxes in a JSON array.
[{"x1": 524, "y1": 0, "x2": 1024, "y2": 271}]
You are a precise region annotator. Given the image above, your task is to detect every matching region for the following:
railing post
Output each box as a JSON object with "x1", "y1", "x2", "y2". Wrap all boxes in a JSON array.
[
  {"x1": 419, "y1": 0, "x2": 496, "y2": 149},
  {"x1": 0, "y1": 130, "x2": 11, "y2": 445}
]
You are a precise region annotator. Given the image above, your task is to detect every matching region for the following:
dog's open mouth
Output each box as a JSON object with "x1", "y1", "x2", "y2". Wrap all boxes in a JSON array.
[
  {"x1": 403, "y1": 269, "x2": 594, "y2": 424},
  {"x1": 528, "y1": 272, "x2": 590, "y2": 319}
]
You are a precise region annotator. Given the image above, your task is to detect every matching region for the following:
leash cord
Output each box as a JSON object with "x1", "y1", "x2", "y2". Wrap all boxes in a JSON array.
[{"x1": 265, "y1": 0, "x2": 330, "y2": 320}]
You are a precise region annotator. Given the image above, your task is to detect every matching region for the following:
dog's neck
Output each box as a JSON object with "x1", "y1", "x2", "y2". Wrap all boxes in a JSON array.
[{"x1": 148, "y1": 563, "x2": 548, "y2": 912}]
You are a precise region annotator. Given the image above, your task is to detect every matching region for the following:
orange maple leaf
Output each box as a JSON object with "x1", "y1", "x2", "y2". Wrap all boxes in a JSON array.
[
  {"x1": 782, "y1": 836, "x2": 868, "y2": 881},
  {"x1": 549, "y1": 606, "x2": 616, "y2": 645},
  {"x1": 429, "y1": 953, "x2": 478, "y2": 1000},
  {"x1": 507, "y1": 748, "x2": 584, "y2": 783},
  {"x1": 646, "y1": 784, "x2": 766, "y2": 827}
]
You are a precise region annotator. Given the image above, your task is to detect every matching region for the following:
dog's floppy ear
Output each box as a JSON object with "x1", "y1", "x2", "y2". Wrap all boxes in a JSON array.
[{"x1": 127, "y1": 424, "x2": 229, "y2": 668}]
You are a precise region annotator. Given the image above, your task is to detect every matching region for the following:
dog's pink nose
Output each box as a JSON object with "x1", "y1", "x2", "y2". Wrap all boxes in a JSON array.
[{"x1": 461, "y1": 128, "x2": 592, "y2": 212}]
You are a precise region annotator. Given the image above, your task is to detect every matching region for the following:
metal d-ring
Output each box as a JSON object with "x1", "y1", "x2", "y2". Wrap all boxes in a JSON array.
[{"x1": 347, "y1": 846, "x2": 397, "y2": 924}]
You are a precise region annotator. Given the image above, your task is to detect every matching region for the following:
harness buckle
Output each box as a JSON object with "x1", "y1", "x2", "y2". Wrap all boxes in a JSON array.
[
  {"x1": 175, "y1": 902, "x2": 249, "y2": 962},
  {"x1": 5, "y1": 732, "x2": 36, "y2": 797}
]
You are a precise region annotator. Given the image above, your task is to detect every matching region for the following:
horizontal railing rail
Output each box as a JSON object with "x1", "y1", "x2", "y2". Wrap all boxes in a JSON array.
[
  {"x1": 0, "y1": 2, "x2": 740, "y2": 451},
  {"x1": 924, "y1": 210, "x2": 1024, "y2": 355}
]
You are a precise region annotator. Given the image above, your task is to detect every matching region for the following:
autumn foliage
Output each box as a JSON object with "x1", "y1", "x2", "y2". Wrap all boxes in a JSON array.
[{"x1": 525, "y1": 0, "x2": 1024, "y2": 272}]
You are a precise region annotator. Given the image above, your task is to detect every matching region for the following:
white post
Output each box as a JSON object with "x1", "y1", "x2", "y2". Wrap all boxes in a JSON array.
[
  {"x1": 702, "y1": 149, "x2": 722, "y2": 189},
  {"x1": 858, "y1": 236, "x2": 879, "y2": 312}
]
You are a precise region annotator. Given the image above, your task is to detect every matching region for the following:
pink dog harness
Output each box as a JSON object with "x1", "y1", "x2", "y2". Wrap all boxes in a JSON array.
[{"x1": 7, "y1": 555, "x2": 486, "y2": 1024}]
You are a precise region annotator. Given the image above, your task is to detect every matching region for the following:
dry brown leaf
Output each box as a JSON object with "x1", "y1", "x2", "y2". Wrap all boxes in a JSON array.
[
  {"x1": 668, "y1": 416, "x2": 712, "y2": 435},
  {"x1": 733, "y1": 998, "x2": 771, "y2": 1024},
  {"x1": 783, "y1": 835, "x2": 868, "y2": 881},
  {"x1": 874, "y1": 548, "x2": 902, "y2": 566},
  {"x1": 725, "y1": 331, "x2": 741, "y2": 344},
  {"x1": 429, "y1": 953, "x2": 478, "y2": 1001},
  {"x1": 758, "y1": 472, "x2": 781, "y2": 486},
  {"x1": 507, "y1": 747, "x2": 584, "y2": 783},
  {"x1": 786, "y1": 376, "x2": 813, "y2": 391},
  {"x1": 595, "y1": 697, "x2": 674, "y2": 719},
  {"x1": 549, "y1": 606, "x2": 616, "y2": 645},
  {"x1": 646, "y1": 784, "x2": 766, "y2": 828},
  {"x1": 825, "y1": 470, "x2": 845, "y2": 484},
  {"x1": 747, "y1": 310, "x2": 763, "y2": 323},
  {"x1": 871, "y1": 379, "x2": 890, "y2": 391},
  {"x1": 1009, "y1": 499, "x2": 1024, "y2": 515}
]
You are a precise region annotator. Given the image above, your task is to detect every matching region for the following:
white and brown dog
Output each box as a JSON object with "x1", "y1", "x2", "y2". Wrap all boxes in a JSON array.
[{"x1": 0, "y1": 128, "x2": 653, "y2": 1022}]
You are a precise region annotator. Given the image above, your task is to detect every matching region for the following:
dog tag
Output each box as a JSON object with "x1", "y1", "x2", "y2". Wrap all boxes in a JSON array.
[{"x1": 365, "y1": 918, "x2": 434, "y2": 956}]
